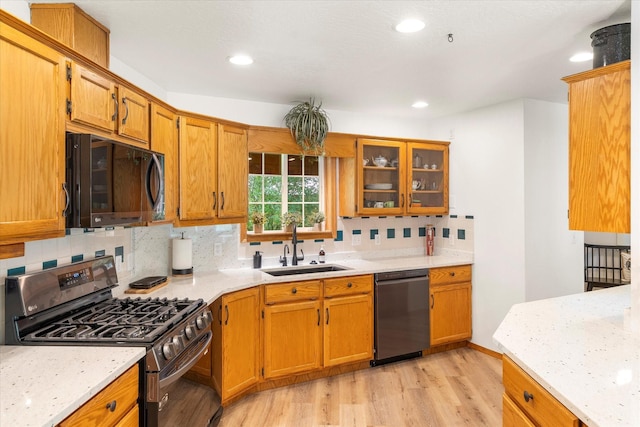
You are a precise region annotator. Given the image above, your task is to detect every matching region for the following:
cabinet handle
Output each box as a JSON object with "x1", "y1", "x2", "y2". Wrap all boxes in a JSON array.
[
  {"x1": 431, "y1": 294, "x2": 434, "y2": 309},
  {"x1": 326, "y1": 308, "x2": 329, "y2": 325},
  {"x1": 212, "y1": 192, "x2": 217, "y2": 210},
  {"x1": 218, "y1": 305, "x2": 222, "y2": 325},
  {"x1": 409, "y1": 193, "x2": 412, "y2": 207},
  {"x1": 291, "y1": 287, "x2": 297, "y2": 294},
  {"x1": 401, "y1": 193, "x2": 405, "y2": 208},
  {"x1": 317, "y1": 308, "x2": 320, "y2": 326},
  {"x1": 121, "y1": 97, "x2": 129, "y2": 125},
  {"x1": 347, "y1": 282, "x2": 352, "y2": 288},
  {"x1": 449, "y1": 272, "x2": 455, "y2": 277},
  {"x1": 224, "y1": 304, "x2": 229, "y2": 325},
  {"x1": 106, "y1": 400, "x2": 117, "y2": 412},
  {"x1": 62, "y1": 183, "x2": 70, "y2": 217},
  {"x1": 221, "y1": 192, "x2": 225, "y2": 210},
  {"x1": 111, "y1": 93, "x2": 118, "y2": 121},
  {"x1": 523, "y1": 391, "x2": 534, "y2": 402}
]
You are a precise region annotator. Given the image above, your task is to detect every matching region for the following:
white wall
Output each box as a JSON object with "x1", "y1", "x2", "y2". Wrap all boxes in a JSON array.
[
  {"x1": 0, "y1": 0, "x2": 28, "y2": 21},
  {"x1": 523, "y1": 99, "x2": 584, "y2": 301}
]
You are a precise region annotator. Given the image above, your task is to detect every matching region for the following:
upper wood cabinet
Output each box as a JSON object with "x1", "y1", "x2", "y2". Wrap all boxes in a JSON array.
[
  {"x1": 0, "y1": 20, "x2": 67, "y2": 244},
  {"x1": 150, "y1": 103, "x2": 178, "y2": 223},
  {"x1": 217, "y1": 124, "x2": 248, "y2": 221},
  {"x1": 562, "y1": 60, "x2": 630, "y2": 233},
  {"x1": 339, "y1": 138, "x2": 449, "y2": 217},
  {"x1": 67, "y1": 62, "x2": 150, "y2": 148},
  {"x1": 429, "y1": 265, "x2": 472, "y2": 346}
]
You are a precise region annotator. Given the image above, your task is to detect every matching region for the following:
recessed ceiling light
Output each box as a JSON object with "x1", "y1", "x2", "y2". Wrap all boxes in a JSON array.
[
  {"x1": 569, "y1": 52, "x2": 593, "y2": 63},
  {"x1": 228, "y1": 55, "x2": 253, "y2": 65},
  {"x1": 395, "y1": 19, "x2": 425, "y2": 33},
  {"x1": 412, "y1": 101, "x2": 429, "y2": 109}
]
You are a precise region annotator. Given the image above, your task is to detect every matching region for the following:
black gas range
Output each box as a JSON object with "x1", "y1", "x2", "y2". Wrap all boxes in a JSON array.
[{"x1": 4, "y1": 256, "x2": 222, "y2": 427}]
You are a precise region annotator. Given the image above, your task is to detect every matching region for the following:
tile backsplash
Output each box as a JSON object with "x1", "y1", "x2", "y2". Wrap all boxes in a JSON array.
[{"x1": 0, "y1": 214, "x2": 473, "y2": 344}]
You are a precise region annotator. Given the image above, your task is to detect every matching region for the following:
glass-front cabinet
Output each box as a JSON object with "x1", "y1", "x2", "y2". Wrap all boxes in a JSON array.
[
  {"x1": 406, "y1": 142, "x2": 448, "y2": 214},
  {"x1": 351, "y1": 138, "x2": 449, "y2": 216}
]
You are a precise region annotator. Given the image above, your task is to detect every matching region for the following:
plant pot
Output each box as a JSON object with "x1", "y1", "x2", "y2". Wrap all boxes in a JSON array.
[
  {"x1": 253, "y1": 223, "x2": 263, "y2": 234},
  {"x1": 284, "y1": 224, "x2": 294, "y2": 233},
  {"x1": 313, "y1": 222, "x2": 324, "y2": 231}
]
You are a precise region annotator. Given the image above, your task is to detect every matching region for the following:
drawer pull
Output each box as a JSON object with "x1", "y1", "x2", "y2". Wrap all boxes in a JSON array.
[
  {"x1": 449, "y1": 272, "x2": 455, "y2": 276},
  {"x1": 347, "y1": 282, "x2": 353, "y2": 288},
  {"x1": 106, "y1": 400, "x2": 117, "y2": 412},
  {"x1": 523, "y1": 391, "x2": 534, "y2": 402},
  {"x1": 291, "y1": 287, "x2": 297, "y2": 294}
]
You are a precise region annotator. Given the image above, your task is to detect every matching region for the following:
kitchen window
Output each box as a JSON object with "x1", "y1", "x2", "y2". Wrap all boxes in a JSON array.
[{"x1": 243, "y1": 152, "x2": 336, "y2": 242}]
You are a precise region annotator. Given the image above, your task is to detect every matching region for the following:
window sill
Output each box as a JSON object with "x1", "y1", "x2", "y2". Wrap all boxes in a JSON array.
[{"x1": 244, "y1": 229, "x2": 335, "y2": 243}]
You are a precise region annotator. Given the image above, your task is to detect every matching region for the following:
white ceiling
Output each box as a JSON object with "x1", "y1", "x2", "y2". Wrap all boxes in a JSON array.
[{"x1": 30, "y1": 0, "x2": 631, "y2": 119}]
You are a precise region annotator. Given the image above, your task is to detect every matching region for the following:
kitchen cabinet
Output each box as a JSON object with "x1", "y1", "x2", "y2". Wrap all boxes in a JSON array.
[
  {"x1": 178, "y1": 114, "x2": 217, "y2": 222},
  {"x1": 429, "y1": 265, "x2": 472, "y2": 346},
  {"x1": 502, "y1": 356, "x2": 581, "y2": 427},
  {"x1": 58, "y1": 363, "x2": 139, "y2": 427},
  {"x1": 562, "y1": 60, "x2": 630, "y2": 233},
  {"x1": 216, "y1": 123, "x2": 248, "y2": 221},
  {"x1": 262, "y1": 275, "x2": 373, "y2": 379},
  {"x1": 0, "y1": 19, "x2": 67, "y2": 244},
  {"x1": 211, "y1": 287, "x2": 260, "y2": 403},
  {"x1": 150, "y1": 103, "x2": 178, "y2": 223},
  {"x1": 263, "y1": 280, "x2": 322, "y2": 378},
  {"x1": 322, "y1": 275, "x2": 373, "y2": 367},
  {"x1": 67, "y1": 62, "x2": 150, "y2": 148},
  {"x1": 339, "y1": 138, "x2": 449, "y2": 217}
]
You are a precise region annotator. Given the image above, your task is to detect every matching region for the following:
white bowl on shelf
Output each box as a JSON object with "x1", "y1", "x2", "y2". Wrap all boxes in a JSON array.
[{"x1": 365, "y1": 183, "x2": 393, "y2": 190}]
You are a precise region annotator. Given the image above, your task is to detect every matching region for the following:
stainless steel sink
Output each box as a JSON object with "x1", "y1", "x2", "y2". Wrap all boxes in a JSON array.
[{"x1": 262, "y1": 264, "x2": 351, "y2": 276}]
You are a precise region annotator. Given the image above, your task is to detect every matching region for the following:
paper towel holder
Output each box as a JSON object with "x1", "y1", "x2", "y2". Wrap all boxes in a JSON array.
[{"x1": 172, "y1": 232, "x2": 194, "y2": 276}]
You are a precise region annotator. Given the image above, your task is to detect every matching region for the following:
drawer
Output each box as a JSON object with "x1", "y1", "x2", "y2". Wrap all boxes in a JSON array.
[
  {"x1": 503, "y1": 356, "x2": 580, "y2": 427},
  {"x1": 429, "y1": 265, "x2": 471, "y2": 286},
  {"x1": 324, "y1": 275, "x2": 372, "y2": 298},
  {"x1": 114, "y1": 404, "x2": 139, "y2": 427},
  {"x1": 264, "y1": 280, "x2": 321, "y2": 304},
  {"x1": 503, "y1": 392, "x2": 536, "y2": 427},
  {"x1": 59, "y1": 363, "x2": 139, "y2": 427}
]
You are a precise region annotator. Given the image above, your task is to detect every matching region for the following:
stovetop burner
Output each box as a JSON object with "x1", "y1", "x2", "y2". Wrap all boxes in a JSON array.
[{"x1": 23, "y1": 297, "x2": 203, "y2": 344}]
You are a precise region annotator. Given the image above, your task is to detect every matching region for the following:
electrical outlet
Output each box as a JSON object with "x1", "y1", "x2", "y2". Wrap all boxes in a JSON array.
[
  {"x1": 374, "y1": 234, "x2": 381, "y2": 245},
  {"x1": 352, "y1": 234, "x2": 362, "y2": 246},
  {"x1": 214, "y1": 242, "x2": 222, "y2": 256}
]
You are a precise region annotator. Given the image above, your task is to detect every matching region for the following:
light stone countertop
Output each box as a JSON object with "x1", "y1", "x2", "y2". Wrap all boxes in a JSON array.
[
  {"x1": 493, "y1": 285, "x2": 640, "y2": 427},
  {"x1": 0, "y1": 345, "x2": 146, "y2": 427},
  {"x1": 117, "y1": 253, "x2": 474, "y2": 304}
]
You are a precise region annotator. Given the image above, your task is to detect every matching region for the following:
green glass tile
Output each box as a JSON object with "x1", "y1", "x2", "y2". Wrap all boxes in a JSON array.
[
  {"x1": 419, "y1": 227, "x2": 426, "y2": 237},
  {"x1": 370, "y1": 229, "x2": 378, "y2": 239},
  {"x1": 458, "y1": 229, "x2": 466, "y2": 240},
  {"x1": 443, "y1": 228, "x2": 450, "y2": 238},
  {"x1": 8, "y1": 266, "x2": 26, "y2": 276},
  {"x1": 403, "y1": 228, "x2": 411, "y2": 238},
  {"x1": 71, "y1": 254, "x2": 84, "y2": 263},
  {"x1": 387, "y1": 229, "x2": 395, "y2": 239},
  {"x1": 43, "y1": 260, "x2": 57, "y2": 270}
]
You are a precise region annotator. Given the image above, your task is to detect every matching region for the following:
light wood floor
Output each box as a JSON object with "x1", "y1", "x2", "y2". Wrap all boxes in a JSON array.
[{"x1": 218, "y1": 347, "x2": 503, "y2": 427}]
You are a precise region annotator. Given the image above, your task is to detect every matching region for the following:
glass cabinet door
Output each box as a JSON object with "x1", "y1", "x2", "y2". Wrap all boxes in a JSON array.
[
  {"x1": 357, "y1": 139, "x2": 405, "y2": 214},
  {"x1": 406, "y1": 142, "x2": 448, "y2": 214}
]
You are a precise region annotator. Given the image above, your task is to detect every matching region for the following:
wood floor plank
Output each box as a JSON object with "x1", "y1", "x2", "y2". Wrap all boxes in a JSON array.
[{"x1": 218, "y1": 347, "x2": 502, "y2": 427}]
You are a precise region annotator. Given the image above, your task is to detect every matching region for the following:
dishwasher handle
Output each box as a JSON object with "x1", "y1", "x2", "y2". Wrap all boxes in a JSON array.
[{"x1": 375, "y1": 275, "x2": 428, "y2": 287}]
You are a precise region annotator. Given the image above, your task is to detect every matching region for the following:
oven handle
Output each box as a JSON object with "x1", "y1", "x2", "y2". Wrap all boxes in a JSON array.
[{"x1": 158, "y1": 331, "x2": 212, "y2": 390}]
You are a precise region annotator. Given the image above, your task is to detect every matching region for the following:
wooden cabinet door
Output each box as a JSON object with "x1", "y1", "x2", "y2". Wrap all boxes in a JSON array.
[
  {"x1": 217, "y1": 124, "x2": 248, "y2": 220},
  {"x1": 263, "y1": 300, "x2": 322, "y2": 378},
  {"x1": 117, "y1": 85, "x2": 149, "y2": 146},
  {"x1": 430, "y1": 282, "x2": 472, "y2": 346},
  {"x1": 0, "y1": 22, "x2": 67, "y2": 243},
  {"x1": 503, "y1": 393, "x2": 536, "y2": 427},
  {"x1": 563, "y1": 61, "x2": 630, "y2": 233},
  {"x1": 69, "y1": 62, "x2": 116, "y2": 132},
  {"x1": 178, "y1": 115, "x2": 217, "y2": 221},
  {"x1": 150, "y1": 103, "x2": 178, "y2": 223},
  {"x1": 406, "y1": 142, "x2": 449, "y2": 215},
  {"x1": 220, "y1": 287, "x2": 260, "y2": 400},
  {"x1": 323, "y1": 294, "x2": 373, "y2": 367}
]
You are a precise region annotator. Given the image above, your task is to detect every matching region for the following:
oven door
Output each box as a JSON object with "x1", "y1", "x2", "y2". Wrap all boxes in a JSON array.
[{"x1": 145, "y1": 331, "x2": 222, "y2": 427}]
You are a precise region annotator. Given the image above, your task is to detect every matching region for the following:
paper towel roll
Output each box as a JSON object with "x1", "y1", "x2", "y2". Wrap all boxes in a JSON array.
[{"x1": 172, "y1": 237, "x2": 192, "y2": 271}]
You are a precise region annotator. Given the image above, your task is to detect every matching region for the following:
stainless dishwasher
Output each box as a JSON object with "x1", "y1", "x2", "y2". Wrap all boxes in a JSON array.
[{"x1": 373, "y1": 269, "x2": 430, "y2": 364}]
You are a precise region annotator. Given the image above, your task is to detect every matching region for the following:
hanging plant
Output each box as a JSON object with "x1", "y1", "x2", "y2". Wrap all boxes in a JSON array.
[{"x1": 284, "y1": 98, "x2": 330, "y2": 155}]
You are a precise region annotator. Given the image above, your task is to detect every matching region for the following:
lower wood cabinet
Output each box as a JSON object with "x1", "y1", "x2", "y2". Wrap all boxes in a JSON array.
[
  {"x1": 429, "y1": 265, "x2": 472, "y2": 346},
  {"x1": 58, "y1": 363, "x2": 139, "y2": 427},
  {"x1": 211, "y1": 287, "x2": 260, "y2": 403},
  {"x1": 502, "y1": 356, "x2": 582, "y2": 427}
]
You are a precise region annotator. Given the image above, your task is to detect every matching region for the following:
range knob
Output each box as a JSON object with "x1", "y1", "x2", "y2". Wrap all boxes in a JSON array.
[
  {"x1": 162, "y1": 342, "x2": 175, "y2": 360},
  {"x1": 184, "y1": 324, "x2": 196, "y2": 340},
  {"x1": 196, "y1": 311, "x2": 212, "y2": 330},
  {"x1": 172, "y1": 335, "x2": 185, "y2": 352}
]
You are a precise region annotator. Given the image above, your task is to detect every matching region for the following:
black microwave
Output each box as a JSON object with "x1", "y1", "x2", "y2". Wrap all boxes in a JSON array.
[{"x1": 65, "y1": 133, "x2": 165, "y2": 228}]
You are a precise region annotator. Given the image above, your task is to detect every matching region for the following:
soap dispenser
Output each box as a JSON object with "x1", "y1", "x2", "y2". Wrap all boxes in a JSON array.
[
  {"x1": 318, "y1": 245, "x2": 326, "y2": 264},
  {"x1": 253, "y1": 251, "x2": 262, "y2": 269}
]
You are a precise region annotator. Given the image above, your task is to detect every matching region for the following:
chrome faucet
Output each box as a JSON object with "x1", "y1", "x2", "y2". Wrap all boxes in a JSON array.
[
  {"x1": 279, "y1": 244, "x2": 290, "y2": 266},
  {"x1": 291, "y1": 224, "x2": 304, "y2": 266}
]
